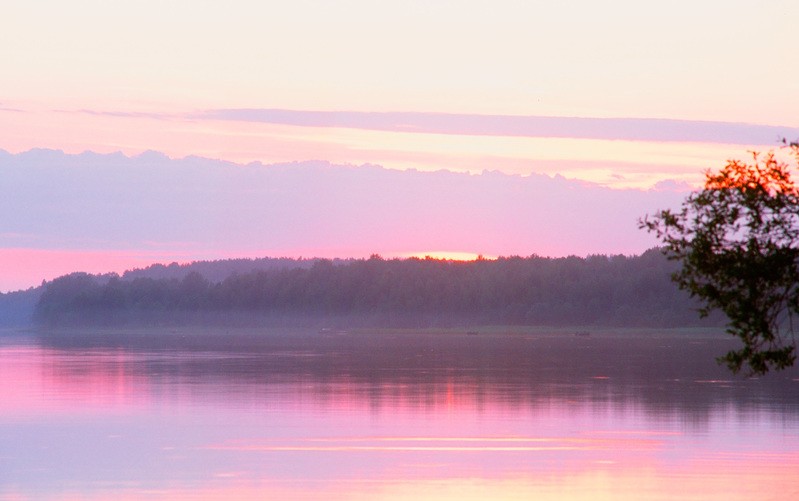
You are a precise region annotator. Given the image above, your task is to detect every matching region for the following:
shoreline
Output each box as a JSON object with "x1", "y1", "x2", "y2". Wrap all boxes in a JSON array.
[{"x1": 3, "y1": 324, "x2": 728, "y2": 340}]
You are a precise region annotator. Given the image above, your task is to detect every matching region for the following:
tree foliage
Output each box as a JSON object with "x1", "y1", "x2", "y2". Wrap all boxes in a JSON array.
[{"x1": 641, "y1": 142, "x2": 799, "y2": 375}]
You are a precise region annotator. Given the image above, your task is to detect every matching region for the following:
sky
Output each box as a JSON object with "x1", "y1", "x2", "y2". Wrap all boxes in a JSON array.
[{"x1": 1, "y1": 0, "x2": 798, "y2": 291}]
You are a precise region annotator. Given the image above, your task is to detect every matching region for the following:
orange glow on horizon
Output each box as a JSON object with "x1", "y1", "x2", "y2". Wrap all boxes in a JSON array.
[{"x1": 397, "y1": 251, "x2": 496, "y2": 261}]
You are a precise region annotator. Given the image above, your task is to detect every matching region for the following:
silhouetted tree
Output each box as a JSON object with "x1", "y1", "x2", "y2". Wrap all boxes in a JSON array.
[{"x1": 641, "y1": 142, "x2": 799, "y2": 375}]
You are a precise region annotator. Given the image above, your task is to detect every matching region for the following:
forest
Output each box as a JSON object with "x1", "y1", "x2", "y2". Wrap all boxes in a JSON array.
[{"x1": 29, "y1": 249, "x2": 721, "y2": 329}]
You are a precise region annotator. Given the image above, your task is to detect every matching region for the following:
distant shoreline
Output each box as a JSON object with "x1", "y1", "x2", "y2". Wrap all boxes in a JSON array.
[{"x1": 4, "y1": 324, "x2": 728, "y2": 340}]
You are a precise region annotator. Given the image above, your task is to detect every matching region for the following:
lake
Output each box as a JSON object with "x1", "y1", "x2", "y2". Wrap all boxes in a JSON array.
[{"x1": 1, "y1": 328, "x2": 798, "y2": 500}]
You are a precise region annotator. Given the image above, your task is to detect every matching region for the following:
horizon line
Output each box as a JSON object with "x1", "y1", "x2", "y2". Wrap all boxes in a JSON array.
[{"x1": 0, "y1": 248, "x2": 664, "y2": 294}]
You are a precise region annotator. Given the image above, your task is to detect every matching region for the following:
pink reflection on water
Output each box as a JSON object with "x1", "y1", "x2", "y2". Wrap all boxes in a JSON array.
[
  {"x1": 202, "y1": 435, "x2": 664, "y2": 453},
  {"x1": 1, "y1": 341, "x2": 798, "y2": 500},
  {"x1": 0, "y1": 345, "x2": 153, "y2": 415},
  {"x1": 13, "y1": 455, "x2": 799, "y2": 501}
]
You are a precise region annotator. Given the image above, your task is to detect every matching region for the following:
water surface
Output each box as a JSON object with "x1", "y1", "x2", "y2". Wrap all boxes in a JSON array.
[{"x1": 1, "y1": 329, "x2": 798, "y2": 500}]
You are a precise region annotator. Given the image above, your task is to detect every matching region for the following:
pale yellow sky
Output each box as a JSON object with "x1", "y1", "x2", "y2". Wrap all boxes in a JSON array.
[
  {"x1": 2, "y1": 0, "x2": 797, "y2": 187},
  {"x1": 4, "y1": 1, "x2": 796, "y2": 118}
]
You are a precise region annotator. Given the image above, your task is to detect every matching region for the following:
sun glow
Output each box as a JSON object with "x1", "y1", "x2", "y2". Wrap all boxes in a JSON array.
[{"x1": 398, "y1": 251, "x2": 496, "y2": 261}]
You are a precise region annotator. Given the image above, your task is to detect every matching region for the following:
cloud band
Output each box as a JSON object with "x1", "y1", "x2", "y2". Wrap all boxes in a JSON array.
[{"x1": 192, "y1": 108, "x2": 799, "y2": 145}]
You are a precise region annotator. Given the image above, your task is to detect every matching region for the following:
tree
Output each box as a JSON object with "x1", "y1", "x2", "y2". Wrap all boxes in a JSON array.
[{"x1": 640, "y1": 142, "x2": 799, "y2": 375}]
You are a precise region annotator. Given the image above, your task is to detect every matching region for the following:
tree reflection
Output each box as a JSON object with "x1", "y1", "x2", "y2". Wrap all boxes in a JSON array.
[{"x1": 34, "y1": 330, "x2": 799, "y2": 425}]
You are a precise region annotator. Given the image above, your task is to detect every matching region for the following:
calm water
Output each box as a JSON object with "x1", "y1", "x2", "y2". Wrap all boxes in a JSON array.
[{"x1": 1, "y1": 329, "x2": 798, "y2": 500}]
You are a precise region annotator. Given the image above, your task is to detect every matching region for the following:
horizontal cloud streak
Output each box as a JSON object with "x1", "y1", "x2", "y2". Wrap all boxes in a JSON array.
[
  {"x1": 193, "y1": 109, "x2": 799, "y2": 145},
  {"x1": 70, "y1": 109, "x2": 173, "y2": 120}
]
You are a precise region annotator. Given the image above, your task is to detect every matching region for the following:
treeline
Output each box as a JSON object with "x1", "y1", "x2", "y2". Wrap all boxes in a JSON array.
[
  {"x1": 120, "y1": 256, "x2": 331, "y2": 283},
  {"x1": 33, "y1": 249, "x2": 719, "y2": 328},
  {"x1": 0, "y1": 288, "x2": 41, "y2": 327}
]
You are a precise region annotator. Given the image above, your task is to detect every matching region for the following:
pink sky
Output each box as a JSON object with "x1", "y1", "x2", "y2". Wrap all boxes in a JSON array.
[{"x1": 1, "y1": 1, "x2": 797, "y2": 291}]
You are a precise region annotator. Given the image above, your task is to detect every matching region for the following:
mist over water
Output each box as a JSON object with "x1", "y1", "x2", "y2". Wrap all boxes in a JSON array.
[{"x1": 2, "y1": 329, "x2": 797, "y2": 500}]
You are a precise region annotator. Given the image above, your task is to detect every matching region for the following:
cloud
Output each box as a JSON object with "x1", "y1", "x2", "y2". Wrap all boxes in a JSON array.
[
  {"x1": 652, "y1": 179, "x2": 694, "y2": 192},
  {"x1": 0, "y1": 105, "x2": 25, "y2": 113},
  {"x1": 191, "y1": 109, "x2": 799, "y2": 145},
  {"x1": 67, "y1": 109, "x2": 173, "y2": 120},
  {"x1": 0, "y1": 149, "x2": 685, "y2": 263}
]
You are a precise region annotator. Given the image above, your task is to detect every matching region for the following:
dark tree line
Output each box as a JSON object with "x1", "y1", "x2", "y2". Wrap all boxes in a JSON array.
[
  {"x1": 33, "y1": 249, "x2": 719, "y2": 328},
  {"x1": 120, "y1": 256, "x2": 326, "y2": 283}
]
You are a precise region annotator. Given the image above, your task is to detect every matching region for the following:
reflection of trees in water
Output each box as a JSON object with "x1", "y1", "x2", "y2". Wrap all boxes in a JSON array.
[{"x1": 39, "y1": 332, "x2": 799, "y2": 427}]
